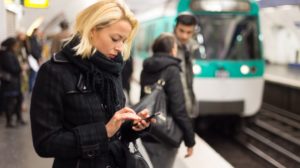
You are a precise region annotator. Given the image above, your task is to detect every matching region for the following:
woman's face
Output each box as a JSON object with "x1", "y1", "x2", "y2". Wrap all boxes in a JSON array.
[{"x1": 91, "y1": 20, "x2": 132, "y2": 59}]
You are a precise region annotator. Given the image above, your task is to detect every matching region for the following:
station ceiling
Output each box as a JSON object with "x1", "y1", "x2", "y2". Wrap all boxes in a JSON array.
[{"x1": 125, "y1": 0, "x2": 175, "y2": 14}]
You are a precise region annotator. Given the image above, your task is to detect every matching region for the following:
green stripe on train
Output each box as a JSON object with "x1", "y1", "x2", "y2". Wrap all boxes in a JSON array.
[{"x1": 193, "y1": 60, "x2": 265, "y2": 78}]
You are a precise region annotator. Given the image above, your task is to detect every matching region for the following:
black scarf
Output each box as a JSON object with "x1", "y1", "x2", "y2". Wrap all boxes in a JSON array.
[{"x1": 62, "y1": 37, "x2": 124, "y2": 118}]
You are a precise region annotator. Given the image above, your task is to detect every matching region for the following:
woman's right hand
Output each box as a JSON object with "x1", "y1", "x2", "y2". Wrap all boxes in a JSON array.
[{"x1": 105, "y1": 107, "x2": 141, "y2": 138}]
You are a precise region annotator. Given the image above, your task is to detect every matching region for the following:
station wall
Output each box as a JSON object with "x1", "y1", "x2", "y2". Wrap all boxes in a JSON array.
[
  {"x1": 0, "y1": 1, "x2": 7, "y2": 42},
  {"x1": 21, "y1": 0, "x2": 98, "y2": 35},
  {"x1": 260, "y1": 6, "x2": 300, "y2": 64}
]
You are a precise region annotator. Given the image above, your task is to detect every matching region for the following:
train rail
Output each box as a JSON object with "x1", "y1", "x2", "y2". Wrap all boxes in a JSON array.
[{"x1": 237, "y1": 104, "x2": 300, "y2": 168}]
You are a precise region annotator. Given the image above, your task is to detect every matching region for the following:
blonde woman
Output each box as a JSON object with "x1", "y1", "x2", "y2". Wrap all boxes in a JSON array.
[{"x1": 30, "y1": 1, "x2": 153, "y2": 168}]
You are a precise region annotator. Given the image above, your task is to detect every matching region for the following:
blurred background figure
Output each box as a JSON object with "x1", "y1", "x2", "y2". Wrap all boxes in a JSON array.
[
  {"x1": 27, "y1": 28, "x2": 43, "y2": 92},
  {"x1": 0, "y1": 37, "x2": 26, "y2": 128},
  {"x1": 122, "y1": 53, "x2": 134, "y2": 105},
  {"x1": 48, "y1": 20, "x2": 72, "y2": 55},
  {"x1": 16, "y1": 31, "x2": 30, "y2": 112}
]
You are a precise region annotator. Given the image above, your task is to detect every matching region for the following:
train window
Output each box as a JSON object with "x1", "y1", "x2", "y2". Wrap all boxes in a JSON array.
[
  {"x1": 135, "y1": 28, "x2": 146, "y2": 53},
  {"x1": 196, "y1": 15, "x2": 260, "y2": 60},
  {"x1": 145, "y1": 24, "x2": 156, "y2": 53},
  {"x1": 190, "y1": 0, "x2": 250, "y2": 12}
]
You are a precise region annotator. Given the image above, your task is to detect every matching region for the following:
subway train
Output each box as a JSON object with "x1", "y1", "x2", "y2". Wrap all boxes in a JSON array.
[{"x1": 133, "y1": 0, "x2": 264, "y2": 122}]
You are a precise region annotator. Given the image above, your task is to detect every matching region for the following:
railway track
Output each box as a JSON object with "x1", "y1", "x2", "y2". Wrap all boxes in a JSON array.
[{"x1": 237, "y1": 104, "x2": 300, "y2": 168}]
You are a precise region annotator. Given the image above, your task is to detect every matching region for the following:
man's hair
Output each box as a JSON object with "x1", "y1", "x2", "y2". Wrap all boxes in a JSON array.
[
  {"x1": 152, "y1": 33, "x2": 176, "y2": 54},
  {"x1": 59, "y1": 20, "x2": 69, "y2": 30},
  {"x1": 175, "y1": 14, "x2": 197, "y2": 27}
]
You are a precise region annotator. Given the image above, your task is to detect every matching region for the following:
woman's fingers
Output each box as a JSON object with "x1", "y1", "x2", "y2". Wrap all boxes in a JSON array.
[
  {"x1": 137, "y1": 109, "x2": 150, "y2": 119},
  {"x1": 132, "y1": 109, "x2": 152, "y2": 131},
  {"x1": 132, "y1": 121, "x2": 149, "y2": 131},
  {"x1": 115, "y1": 107, "x2": 141, "y2": 121},
  {"x1": 120, "y1": 112, "x2": 141, "y2": 121},
  {"x1": 118, "y1": 107, "x2": 135, "y2": 114}
]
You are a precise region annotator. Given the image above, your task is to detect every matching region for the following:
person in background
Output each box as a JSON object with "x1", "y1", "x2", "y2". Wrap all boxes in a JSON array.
[
  {"x1": 27, "y1": 28, "x2": 43, "y2": 92},
  {"x1": 0, "y1": 37, "x2": 26, "y2": 128},
  {"x1": 121, "y1": 53, "x2": 133, "y2": 105},
  {"x1": 49, "y1": 20, "x2": 72, "y2": 55},
  {"x1": 140, "y1": 33, "x2": 195, "y2": 168},
  {"x1": 30, "y1": 1, "x2": 154, "y2": 168},
  {"x1": 16, "y1": 31, "x2": 30, "y2": 112},
  {"x1": 174, "y1": 13, "x2": 200, "y2": 119}
]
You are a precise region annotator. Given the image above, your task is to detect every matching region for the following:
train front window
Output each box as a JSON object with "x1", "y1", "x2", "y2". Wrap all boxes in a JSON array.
[
  {"x1": 196, "y1": 15, "x2": 260, "y2": 60},
  {"x1": 190, "y1": 0, "x2": 250, "y2": 12}
]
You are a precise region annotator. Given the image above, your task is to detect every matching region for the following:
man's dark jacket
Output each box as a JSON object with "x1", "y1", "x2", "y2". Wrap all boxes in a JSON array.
[{"x1": 140, "y1": 53, "x2": 195, "y2": 148}]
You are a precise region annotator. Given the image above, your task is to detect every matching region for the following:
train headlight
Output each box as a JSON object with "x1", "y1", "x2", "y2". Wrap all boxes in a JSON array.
[
  {"x1": 240, "y1": 65, "x2": 250, "y2": 75},
  {"x1": 193, "y1": 64, "x2": 202, "y2": 75}
]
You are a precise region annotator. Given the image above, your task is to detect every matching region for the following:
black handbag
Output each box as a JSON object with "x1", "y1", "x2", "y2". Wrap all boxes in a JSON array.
[
  {"x1": 125, "y1": 141, "x2": 149, "y2": 168},
  {"x1": 109, "y1": 140, "x2": 149, "y2": 168},
  {"x1": 132, "y1": 79, "x2": 183, "y2": 147}
]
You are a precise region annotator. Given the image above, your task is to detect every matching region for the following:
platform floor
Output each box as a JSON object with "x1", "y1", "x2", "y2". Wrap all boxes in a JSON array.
[
  {"x1": 265, "y1": 64, "x2": 300, "y2": 88},
  {"x1": 0, "y1": 113, "x2": 53, "y2": 168}
]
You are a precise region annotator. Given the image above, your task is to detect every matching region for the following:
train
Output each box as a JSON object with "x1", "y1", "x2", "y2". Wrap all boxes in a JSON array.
[{"x1": 133, "y1": 0, "x2": 264, "y2": 121}]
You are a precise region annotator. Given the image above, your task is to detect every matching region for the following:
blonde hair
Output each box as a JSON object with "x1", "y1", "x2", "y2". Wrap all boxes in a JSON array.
[{"x1": 69, "y1": 0, "x2": 138, "y2": 60}]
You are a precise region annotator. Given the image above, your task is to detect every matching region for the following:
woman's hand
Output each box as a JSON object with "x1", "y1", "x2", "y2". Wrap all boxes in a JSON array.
[
  {"x1": 185, "y1": 147, "x2": 193, "y2": 158},
  {"x1": 132, "y1": 109, "x2": 155, "y2": 131},
  {"x1": 105, "y1": 107, "x2": 141, "y2": 138}
]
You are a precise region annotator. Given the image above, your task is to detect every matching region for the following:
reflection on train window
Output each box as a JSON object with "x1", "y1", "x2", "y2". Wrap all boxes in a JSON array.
[
  {"x1": 196, "y1": 15, "x2": 260, "y2": 60},
  {"x1": 136, "y1": 26, "x2": 146, "y2": 53},
  {"x1": 145, "y1": 24, "x2": 156, "y2": 53}
]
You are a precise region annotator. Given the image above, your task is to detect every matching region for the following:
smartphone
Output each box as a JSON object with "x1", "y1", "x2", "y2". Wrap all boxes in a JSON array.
[
  {"x1": 143, "y1": 112, "x2": 161, "y2": 122},
  {"x1": 133, "y1": 112, "x2": 161, "y2": 126}
]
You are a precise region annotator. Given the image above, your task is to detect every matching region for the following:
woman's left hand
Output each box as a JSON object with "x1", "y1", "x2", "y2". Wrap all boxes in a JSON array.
[{"x1": 132, "y1": 109, "x2": 155, "y2": 131}]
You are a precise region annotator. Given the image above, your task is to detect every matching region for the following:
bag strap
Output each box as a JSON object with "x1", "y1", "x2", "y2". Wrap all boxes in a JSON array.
[
  {"x1": 157, "y1": 64, "x2": 177, "y2": 87},
  {"x1": 132, "y1": 140, "x2": 139, "y2": 153}
]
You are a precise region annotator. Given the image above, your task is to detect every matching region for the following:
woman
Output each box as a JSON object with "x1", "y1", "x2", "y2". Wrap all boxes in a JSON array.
[
  {"x1": 30, "y1": 1, "x2": 153, "y2": 168},
  {"x1": 0, "y1": 37, "x2": 25, "y2": 128},
  {"x1": 140, "y1": 33, "x2": 195, "y2": 168}
]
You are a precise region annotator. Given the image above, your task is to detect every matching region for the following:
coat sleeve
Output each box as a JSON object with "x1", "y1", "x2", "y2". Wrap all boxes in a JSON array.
[
  {"x1": 30, "y1": 62, "x2": 109, "y2": 159},
  {"x1": 1, "y1": 52, "x2": 21, "y2": 76},
  {"x1": 164, "y1": 66, "x2": 195, "y2": 147}
]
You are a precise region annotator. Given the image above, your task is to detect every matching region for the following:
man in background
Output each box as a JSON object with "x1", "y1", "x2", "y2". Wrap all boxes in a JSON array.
[
  {"x1": 49, "y1": 20, "x2": 72, "y2": 55},
  {"x1": 174, "y1": 13, "x2": 200, "y2": 119}
]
